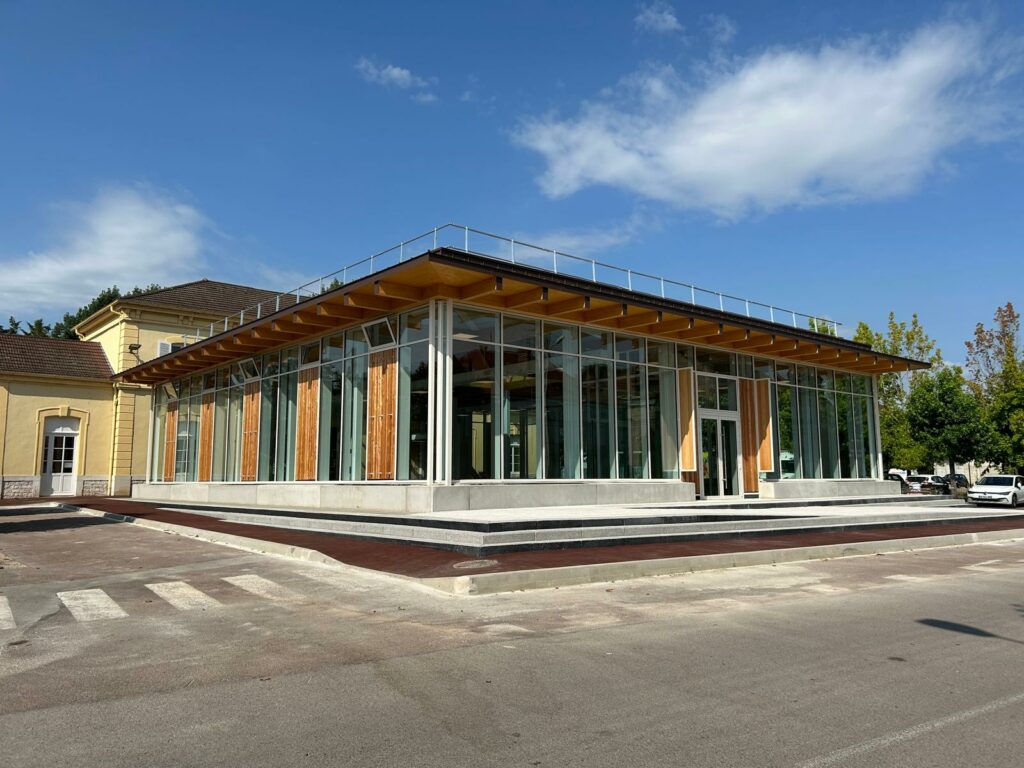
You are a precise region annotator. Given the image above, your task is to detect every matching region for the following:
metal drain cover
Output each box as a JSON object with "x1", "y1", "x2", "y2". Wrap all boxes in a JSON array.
[{"x1": 452, "y1": 559, "x2": 499, "y2": 570}]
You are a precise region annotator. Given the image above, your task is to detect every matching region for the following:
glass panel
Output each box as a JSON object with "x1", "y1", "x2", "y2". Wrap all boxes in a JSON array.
[
  {"x1": 701, "y1": 418, "x2": 720, "y2": 497},
  {"x1": 451, "y1": 340, "x2": 497, "y2": 480},
  {"x1": 649, "y1": 367, "x2": 679, "y2": 478},
  {"x1": 345, "y1": 329, "x2": 369, "y2": 358},
  {"x1": 543, "y1": 322, "x2": 578, "y2": 354},
  {"x1": 737, "y1": 355, "x2": 754, "y2": 379},
  {"x1": 836, "y1": 372, "x2": 852, "y2": 393},
  {"x1": 212, "y1": 389, "x2": 228, "y2": 481},
  {"x1": 818, "y1": 369, "x2": 835, "y2": 390},
  {"x1": 225, "y1": 385, "x2": 243, "y2": 482},
  {"x1": 342, "y1": 354, "x2": 368, "y2": 480},
  {"x1": 717, "y1": 378, "x2": 738, "y2": 411},
  {"x1": 203, "y1": 373, "x2": 216, "y2": 391},
  {"x1": 798, "y1": 386, "x2": 821, "y2": 478},
  {"x1": 580, "y1": 329, "x2": 614, "y2": 359},
  {"x1": 502, "y1": 347, "x2": 540, "y2": 479},
  {"x1": 721, "y1": 420, "x2": 740, "y2": 496},
  {"x1": 175, "y1": 400, "x2": 190, "y2": 481},
  {"x1": 581, "y1": 357, "x2": 614, "y2": 478},
  {"x1": 616, "y1": 362, "x2": 648, "y2": 478},
  {"x1": 364, "y1": 320, "x2": 396, "y2": 348},
  {"x1": 322, "y1": 334, "x2": 345, "y2": 363},
  {"x1": 775, "y1": 363, "x2": 794, "y2": 384},
  {"x1": 858, "y1": 396, "x2": 877, "y2": 478},
  {"x1": 837, "y1": 393, "x2": 855, "y2": 479},
  {"x1": 187, "y1": 399, "x2": 200, "y2": 482},
  {"x1": 151, "y1": 402, "x2": 167, "y2": 481},
  {"x1": 263, "y1": 352, "x2": 280, "y2": 378},
  {"x1": 697, "y1": 375, "x2": 718, "y2": 410},
  {"x1": 696, "y1": 349, "x2": 736, "y2": 375},
  {"x1": 275, "y1": 371, "x2": 298, "y2": 481},
  {"x1": 776, "y1": 385, "x2": 801, "y2": 479},
  {"x1": 544, "y1": 354, "x2": 581, "y2": 479},
  {"x1": 452, "y1": 307, "x2": 497, "y2": 343},
  {"x1": 615, "y1": 335, "x2": 645, "y2": 363},
  {"x1": 300, "y1": 342, "x2": 320, "y2": 366},
  {"x1": 754, "y1": 358, "x2": 774, "y2": 380},
  {"x1": 677, "y1": 344, "x2": 695, "y2": 369},
  {"x1": 502, "y1": 316, "x2": 539, "y2": 349},
  {"x1": 400, "y1": 307, "x2": 430, "y2": 344},
  {"x1": 797, "y1": 365, "x2": 815, "y2": 388},
  {"x1": 318, "y1": 362, "x2": 343, "y2": 480},
  {"x1": 818, "y1": 390, "x2": 839, "y2": 479},
  {"x1": 216, "y1": 367, "x2": 230, "y2": 389},
  {"x1": 397, "y1": 343, "x2": 430, "y2": 480},
  {"x1": 647, "y1": 341, "x2": 673, "y2": 367},
  {"x1": 258, "y1": 378, "x2": 279, "y2": 481}
]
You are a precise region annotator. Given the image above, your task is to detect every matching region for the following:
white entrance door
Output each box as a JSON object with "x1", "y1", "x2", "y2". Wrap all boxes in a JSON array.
[{"x1": 41, "y1": 417, "x2": 80, "y2": 496}]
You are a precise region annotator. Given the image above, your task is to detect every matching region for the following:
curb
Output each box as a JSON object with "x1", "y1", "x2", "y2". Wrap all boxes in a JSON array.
[{"x1": 72, "y1": 506, "x2": 1024, "y2": 596}]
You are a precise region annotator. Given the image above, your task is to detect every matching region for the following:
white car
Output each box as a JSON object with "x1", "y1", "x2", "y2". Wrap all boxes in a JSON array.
[{"x1": 966, "y1": 475, "x2": 1024, "y2": 508}]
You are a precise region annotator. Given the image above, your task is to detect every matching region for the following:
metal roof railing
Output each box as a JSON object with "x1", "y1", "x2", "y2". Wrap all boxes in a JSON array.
[{"x1": 187, "y1": 223, "x2": 841, "y2": 343}]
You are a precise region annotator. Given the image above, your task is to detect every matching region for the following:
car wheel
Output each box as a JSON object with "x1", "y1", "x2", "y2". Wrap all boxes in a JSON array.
[{"x1": 1012, "y1": 495, "x2": 1019, "y2": 509}]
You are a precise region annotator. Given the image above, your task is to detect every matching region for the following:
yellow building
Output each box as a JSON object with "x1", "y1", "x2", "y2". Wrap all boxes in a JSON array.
[{"x1": 0, "y1": 280, "x2": 282, "y2": 499}]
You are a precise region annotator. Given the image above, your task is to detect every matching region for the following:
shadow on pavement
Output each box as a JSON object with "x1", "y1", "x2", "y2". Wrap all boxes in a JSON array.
[
  {"x1": 917, "y1": 618, "x2": 1024, "y2": 646},
  {"x1": 0, "y1": 515, "x2": 119, "y2": 535}
]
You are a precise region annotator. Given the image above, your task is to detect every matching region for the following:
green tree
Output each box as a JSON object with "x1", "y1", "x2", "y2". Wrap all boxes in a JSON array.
[
  {"x1": 853, "y1": 312, "x2": 942, "y2": 471},
  {"x1": 808, "y1": 317, "x2": 838, "y2": 336},
  {"x1": 48, "y1": 284, "x2": 162, "y2": 339},
  {"x1": 907, "y1": 366, "x2": 990, "y2": 475},
  {"x1": 966, "y1": 303, "x2": 1024, "y2": 471},
  {"x1": 2, "y1": 316, "x2": 21, "y2": 335},
  {"x1": 24, "y1": 318, "x2": 52, "y2": 337}
]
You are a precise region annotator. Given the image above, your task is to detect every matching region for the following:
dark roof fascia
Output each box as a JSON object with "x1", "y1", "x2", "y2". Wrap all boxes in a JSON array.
[{"x1": 427, "y1": 247, "x2": 929, "y2": 370}]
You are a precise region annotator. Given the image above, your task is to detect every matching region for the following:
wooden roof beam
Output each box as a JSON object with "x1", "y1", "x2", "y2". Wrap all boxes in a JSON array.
[
  {"x1": 583, "y1": 302, "x2": 627, "y2": 323},
  {"x1": 270, "y1": 321, "x2": 312, "y2": 337},
  {"x1": 677, "y1": 322, "x2": 723, "y2": 341},
  {"x1": 374, "y1": 280, "x2": 422, "y2": 301},
  {"x1": 504, "y1": 286, "x2": 548, "y2": 309},
  {"x1": 650, "y1": 317, "x2": 694, "y2": 335},
  {"x1": 317, "y1": 303, "x2": 365, "y2": 321},
  {"x1": 616, "y1": 310, "x2": 662, "y2": 330},
  {"x1": 777, "y1": 344, "x2": 823, "y2": 361},
  {"x1": 746, "y1": 339, "x2": 799, "y2": 354},
  {"x1": 253, "y1": 328, "x2": 301, "y2": 342},
  {"x1": 290, "y1": 311, "x2": 338, "y2": 330},
  {"x1": 344, "y1": 292, "x2": 399, "y2": 312},
  {"x1": 546, "y1": 296, "x2": 590, "y2": 317},
  {"x1": 417, "y1": 283, "x2": 461, "y2": 300},
  {"x1": 731, "y1": 333, "x2": 775, "y2": 350},
  {"x1": 460, "y1": 275, "x2": 504, "y2": 301}
]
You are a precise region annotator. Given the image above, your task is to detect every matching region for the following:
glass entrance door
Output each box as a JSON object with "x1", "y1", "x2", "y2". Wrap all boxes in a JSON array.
[{"x1": 700, "y1": 416, "x2": 740, "y2": 497}]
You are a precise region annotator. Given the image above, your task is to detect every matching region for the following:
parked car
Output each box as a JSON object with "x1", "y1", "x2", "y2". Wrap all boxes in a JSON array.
[
  {"x1": 944, "y1": 473, "x2": 970, "y2": 489},
  {"x1": 966, "y1": 475, "x2": 1024, "y2": 508},
  {"x1": 906, "y1": 475, "x2": 949, "y2": 494},
  {"x1": 886, "y1": 472, "x2": 911, "y2": 494}
]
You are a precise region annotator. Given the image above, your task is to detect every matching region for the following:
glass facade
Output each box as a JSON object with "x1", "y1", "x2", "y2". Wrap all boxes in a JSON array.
[{"x1": 148, "y1": 299, "x2": 881, "y2": 489}]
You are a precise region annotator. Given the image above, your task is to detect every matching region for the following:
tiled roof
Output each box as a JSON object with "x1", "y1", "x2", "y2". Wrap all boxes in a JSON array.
[
  {"x1": 0, "y1": 335, "x2": 113, "y2": 380},
  {"x1": 122, "y1": 279, "x2": 294, "y2": 316}
]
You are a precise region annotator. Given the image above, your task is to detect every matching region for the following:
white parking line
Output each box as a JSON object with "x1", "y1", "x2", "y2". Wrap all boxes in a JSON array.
[
  {"x1": 56, "y1": 589, "x2": 128, "y2": 622},
  {"x1": 146, "y1": 581, "x2": 222, "y2": 611},
  {"x1": 222, "y1": 574, "x2": 302, "y2": 602},
  {"x1": 796, "y1": 690, "x2": 1024, "y2": 767},
  {"x1": 0, "y1": 596, "x2": 15, "y2": 630}
]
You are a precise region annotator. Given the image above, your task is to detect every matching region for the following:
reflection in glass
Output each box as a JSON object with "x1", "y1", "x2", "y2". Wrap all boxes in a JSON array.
[
  {"x1": 342, "y1": 354, "x2": 368, "y2": 480},
  {"x1": 818, "y1": 390, "x2": 838, "y2": 479},
  {"x1": 318, "y1": 362, "x2": 343, "y2": 480},
  {"x1": 702, "y1": 418, "x2": 719, "y2": 496},
  {"x1": 776, "y1": 385, "x2": 801, "y2": 479},
  {"x1": 649, "y1": 367, "x2": 679, "y2": 478},
  {"x1": 398, "y1": 342, "x2": 430, "y2": 480},
  {"x1": 451, "y1": 340, "x2": 497, "y2": 479},
  {"x1": 502, "y1": 347, "x2": 540, "y2": 479},
  {"x1": 616, "y1": 362, "x2": 648, "y2": 478},
  {"x1": 544, "y1": 354, "x2": 581, "y2": 479},
  {"x1": 581, "y1": 357, "x2": 614, "y2": 478}
]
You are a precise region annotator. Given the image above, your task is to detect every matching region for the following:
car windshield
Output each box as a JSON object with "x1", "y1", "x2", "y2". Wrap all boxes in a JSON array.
[{"x1": 977, "y1": 477, "x2": 1012, "y2": 486}]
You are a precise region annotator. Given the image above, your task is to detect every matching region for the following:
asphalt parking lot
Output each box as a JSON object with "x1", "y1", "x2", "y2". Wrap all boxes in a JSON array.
[{"x1": 3, "y1": 505, "x2": 1024, "y2": 767}]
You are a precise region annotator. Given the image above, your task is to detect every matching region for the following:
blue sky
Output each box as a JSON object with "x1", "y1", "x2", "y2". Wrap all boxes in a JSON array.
[{"x1": 1, "y1": 1, "x2": 1022, "y2": 361}]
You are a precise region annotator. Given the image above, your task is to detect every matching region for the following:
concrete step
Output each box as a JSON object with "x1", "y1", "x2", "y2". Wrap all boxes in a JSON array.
[{"x1": 167, "y1": 503, "x2": 1021, "y2": 556}]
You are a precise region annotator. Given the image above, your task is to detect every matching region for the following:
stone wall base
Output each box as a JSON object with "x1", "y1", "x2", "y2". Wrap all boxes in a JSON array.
[
  {"x1": 1, "y1": 478, "x2": 38, "y2": 499},
  {"x1": 132, "y1": 480, "x2": 697, "y2": 515},
  {"x1": 758, "y1": 478, "x2": 901, "y2": 499}
]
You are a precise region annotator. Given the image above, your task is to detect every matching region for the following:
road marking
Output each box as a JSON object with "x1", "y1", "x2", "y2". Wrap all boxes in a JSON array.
[
  {"x1": 795, "y1": 690, "x2": 1024, "y2": 768},
  {"x1": 56, "y1": 589, "x2": 128, "y2": 622},
  {"x1": 222, "y1": 574, "x2": 302, "y2": 601},
  {"x1": 0, "y1": 596, "x2": 15, "y2": 630},
  {"x1": 961, "y1": 559, "x2": 1004, "y2": 572},
  {"x1": 884, "y1": 574, "x2": 932, "y2": 582},
  {"x1": 146, "y1": 581, "x2": 221, "y2": 611}
]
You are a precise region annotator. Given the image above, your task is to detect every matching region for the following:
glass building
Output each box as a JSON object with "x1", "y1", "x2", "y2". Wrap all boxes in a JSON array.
[{"x1": 126, "y1": 238, "x2": 925, "y2": 512}]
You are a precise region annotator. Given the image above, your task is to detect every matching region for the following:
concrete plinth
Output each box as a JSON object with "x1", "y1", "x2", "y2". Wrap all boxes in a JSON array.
[
  {"x1": 758, "y1": 479, "x2": 900, "y2": 499},
  {"x1": 132, "y1": 480, "x2": 696, "y2": 515}
]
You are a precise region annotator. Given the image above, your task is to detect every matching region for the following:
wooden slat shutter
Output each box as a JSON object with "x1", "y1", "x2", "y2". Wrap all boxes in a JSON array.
[
  {"x1": 162, "y1": 401, "x2": 178, "y2": 482},
  {"x1": 366, "y1": 349, "x2": 397, "y2": 480},
  {"x1": 197, "y1": 393, "x2": 215, "y2": 482},
  {"x1": 295, "y1": 367, "x2": 320, "y2": 481},
  {"x1": 738, "y1": 379, "x2": 759, "y2": 494},
  {"x1": 240, "y1": 381, "x2": 261, "y2": 481},
  {"x1": 756, "y1": 378, "x2": 775, "y2": 473},
  {"x1": 678, "y1": 369, "x2": 697, "y2": 473}
]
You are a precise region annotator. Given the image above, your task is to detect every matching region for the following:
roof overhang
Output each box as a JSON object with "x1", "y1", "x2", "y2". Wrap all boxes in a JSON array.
[{"x1": 119, "y1": 247, "x2": 929, "y2": 385}]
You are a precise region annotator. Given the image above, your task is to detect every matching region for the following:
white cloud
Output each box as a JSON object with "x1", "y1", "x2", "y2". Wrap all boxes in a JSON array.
[
  {"x1": 0, "y1": 186, "x2": 206, "y2": 319},
  {"x1": 634, "y1": 1, "x2": 682, "y2": 34},
  {"x1": 355, "y1": 58, "x2": 428, "y2": 89},
  {"x1": 520, "y1": 212, "x2": 654, "y2": 256},
  {"x1": 411, "y1": 91, "x2": 438, "y2": 104},
  {"x1": 515, "y1": 20, "x2": 1022, "y2": 219},
  {"x1": 704, "y1": 14, "x2": 737, "y2": 47}
]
